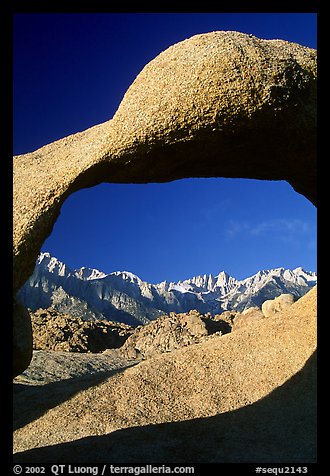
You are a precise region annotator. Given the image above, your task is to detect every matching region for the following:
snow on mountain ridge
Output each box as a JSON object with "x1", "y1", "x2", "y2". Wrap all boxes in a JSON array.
[
  {"x1": 38, "y1": 253, "x2": 143, "y2": 283},
  {"x1": 37, "y1": 252, "x2": 69, "y2": 277},
  {"x1": 74, "y1": 267, "x2": 108, "y2": 281},
  {"x1": 37, "y1": 252, "x2": 316, "y2": 290},
  {"x1": 38, "y1": 253, "x2": 108, "y2": 281},
  {"x1": 19, "y1": 252, "x2": 317, "y2": 327},
  {"x1": 112, "y1": 271, "x2": 143, "y2": 285}
]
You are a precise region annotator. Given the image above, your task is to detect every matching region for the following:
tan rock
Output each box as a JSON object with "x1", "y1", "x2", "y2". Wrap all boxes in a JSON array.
[
  {"x1": 30, "y1": 308, "x2": 133, "y2": 353},
  {"x1": 120, "y1": 310, "x2": 229, "y2": 360},
  {"x1": 13, "y1": 286, "x2": 317, "y2": 462},
  {"x1": 232, "y1": 306, "x2": 264, "y2": 331},
  {"x1": 13, "y1": 31, "x2": 316, "y2": 374},
  {"x1": 262, "y1": 293, "x2": 295, "y2": 317}
]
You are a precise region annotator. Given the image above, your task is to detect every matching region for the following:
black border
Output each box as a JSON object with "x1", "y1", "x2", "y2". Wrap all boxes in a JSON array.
[{"x1": 4, "y1": 0, "x2": 322, "y2": 472}]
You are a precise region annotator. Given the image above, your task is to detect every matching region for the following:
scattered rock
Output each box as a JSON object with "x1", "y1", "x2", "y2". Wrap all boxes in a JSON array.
[
  {"x1": 232, "y1": 307, "x2": 264, "y2": 331},
  {"x1": 261, "y1": 293, "x2": 295, "y2": 318},
  {"x1": 119, "y1": 310, "x2": 232, "y2": 359},
  {"x1": 30, "y1": 308, "x2": 134, "y2": 353}
]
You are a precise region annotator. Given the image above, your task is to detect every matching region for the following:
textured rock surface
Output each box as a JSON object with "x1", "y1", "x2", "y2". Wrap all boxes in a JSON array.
[
  {"x1": 118, "y1": 310, "x2": 231, "y2": 359},
  {"x1": 232, "y1": 306, "x2": 264, "y2": 331},
  {"x1": 14, "y1": 349, "x2": 137, "y2": 386},
  {"x1": 13, "y1": 286, "x2": 317, "y2": 463},
  {"x1": 262, "y1": 293, "x2": 295, "y2": 317},
  {"x1": 13, "y1": 31, "x2": 316, "y2": 374},
  {"x1": 30, "y1": 308, "x2": 134, "y2": 353}
]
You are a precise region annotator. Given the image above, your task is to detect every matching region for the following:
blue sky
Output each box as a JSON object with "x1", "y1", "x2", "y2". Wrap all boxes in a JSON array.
[{"x1": 13, "y1": 13, "x2": 317, "y2": 283}]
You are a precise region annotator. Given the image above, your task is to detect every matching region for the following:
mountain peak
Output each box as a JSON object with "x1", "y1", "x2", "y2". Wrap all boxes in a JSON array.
[
  {"x1": 37, "y1": 252, "x2": 70, "y2": 277},
  {"x1": 38, "y1": 251, "x2": 51, "y2": 261},
  {"x1": 74, "y1": 267, "x2": 107, "y2": 281},
  {"x1": 112, "y1": 270, "x2": 143, "y2": 284},
  {"x1": 19, "y1": 252, "x2": 317, "y2": 327},
  {"x1": 215, "y1": 270, "x2": 230, "y2": 281}
]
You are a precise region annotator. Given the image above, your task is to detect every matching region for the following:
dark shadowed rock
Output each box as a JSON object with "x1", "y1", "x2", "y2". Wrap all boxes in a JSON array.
[{"x1": 13, "y1": 300, "x2": 33, "y2": 378}]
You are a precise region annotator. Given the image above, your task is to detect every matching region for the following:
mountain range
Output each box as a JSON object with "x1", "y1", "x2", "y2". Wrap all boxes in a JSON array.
[{"x1": 16, "y1": 252, "x2": 317, "y2": 327}]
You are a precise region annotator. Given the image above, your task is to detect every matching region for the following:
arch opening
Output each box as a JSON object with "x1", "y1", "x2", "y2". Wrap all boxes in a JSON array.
[
  {"x1": 16, "y1": 177, "x2": 317, "y2": 331},
  {"x1": 38, "y1": 178, "x2": 317, "y2": 283}
]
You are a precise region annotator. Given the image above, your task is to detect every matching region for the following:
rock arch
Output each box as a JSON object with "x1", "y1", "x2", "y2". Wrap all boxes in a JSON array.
[{"x1": 13, "y1": 31, "x2": 316, "y2": 376}]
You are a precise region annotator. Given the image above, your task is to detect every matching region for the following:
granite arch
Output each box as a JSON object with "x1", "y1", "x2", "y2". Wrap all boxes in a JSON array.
[{"x1": 13, "y1": 31, "x2": 316, "y2": 376}]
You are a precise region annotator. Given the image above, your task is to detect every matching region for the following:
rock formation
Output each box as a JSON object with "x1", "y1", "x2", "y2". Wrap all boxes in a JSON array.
[
  {"x1": 28, "y1": 305, "x2": 238, "y2": 360},
  {"x1": 231, "y1": 306, "x2": 264, "y2": 331},
  {"x1": 13, "y1": 31, "x2": 316, "y2": 375},
  {"x1": 13, "y1": 286, "x2": 317, "y2": 462},
  {"x1": 261, "y1": 293, "x2": 295, "y2": 318},
  {"x1": 30, "y1": 308, "x2": 133, "y2": 353},
  {"x1": 28, "y1": 305, "x2": 265, "y2": 359},
  {"x1": 118, "y1": 310, "x2": 231, "y2": 360}
]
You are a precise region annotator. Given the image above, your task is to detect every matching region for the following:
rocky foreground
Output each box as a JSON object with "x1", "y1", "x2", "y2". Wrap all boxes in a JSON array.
[
  {"x1": 28, "y1": 305, "x2": 266, "y2": 358},
  {"x1": 13, "y1": 287, "x2": 316, "y2": 463},
  {"x1": 29, "y1": 308, "x2": 134, "y2": 353}
]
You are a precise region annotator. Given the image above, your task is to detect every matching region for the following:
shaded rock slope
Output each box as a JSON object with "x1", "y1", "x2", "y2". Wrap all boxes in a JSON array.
[{"x1": 13, "y1": 286, "x2": 317, "y2": 463}]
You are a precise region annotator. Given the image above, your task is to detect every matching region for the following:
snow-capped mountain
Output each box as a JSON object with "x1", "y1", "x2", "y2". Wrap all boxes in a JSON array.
[{"x1": 16, "y1": 252, "x2": 317, "y2": 327}]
